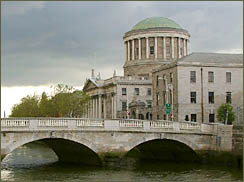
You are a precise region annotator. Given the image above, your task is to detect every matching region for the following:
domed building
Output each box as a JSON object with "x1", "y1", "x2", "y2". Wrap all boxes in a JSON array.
[
  {"x1": 82, "y1": 17, "x2": 243, "y2": 124},
  {"x1": 123, "y1": 17, "x2": 190, "y2": 77}
]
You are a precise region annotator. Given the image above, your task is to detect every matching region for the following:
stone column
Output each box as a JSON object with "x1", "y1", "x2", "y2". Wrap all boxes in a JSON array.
[
  {"x1": 138, "y1": 38, "x2": 141, "y2": 60},
  {"x1": 92, "y1": 98, "x2": 95, "y2": 118},
  {"x1": 113, "y1": 94, "x2": 117, "y2": 119},
  {"x1": 98, "y1": 95, "x2": 102, "y2": 118},
  {"x1": 163, "y1": 37, "x2": 166, "y2": 59},
  {"x1": 95, "y1": 97, "x2": 98, "y2": 118},
  {"x1": 178, "y1": 38, "x2": 181, "y2": 58},
  {"x1": 155, "y1": 37, "x2": 158, "y2": 59},
  {"x1": 111, "y1": 94, "x2": 114, "y2": 119},
  {"x1": 125, "y1": 42, "x2": 127, "y2": 61},
  {"x1": 104, "y1": 96, "x2": 106, "y2": 119},
  {"x1": 187, "y1": 39, "x2": 189, "y2": 55},
  {"x1": 146, "y1": 37, "x2": 149, "y2": 59},
  {"x1": 127, "y1": 41, "x2": 130, "y2": 61},
  {"x1": 171, "y1": 37, "x2": 174, "y2": 59},
  {"x1": 132, "y1": 39, "x2": 135, "y2": 60},
  {"x1": 183, "y1": 39, "x2": 186, "y2": 56}
]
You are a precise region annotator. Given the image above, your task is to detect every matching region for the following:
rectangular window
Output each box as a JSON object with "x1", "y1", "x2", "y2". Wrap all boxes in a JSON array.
[
  {"x1": 157, "y1": 115, "x2": 160, "y2": 120},
  {"x1": 147, "y1": 100, "x2": 152, "y2": 108},
  {"x1": 226, "y1": 72, "x2": 231, "y2": 83},
  {"x1": 208, "y1": 71, "x2": 214, "y2": 83},
  {"x1": 147, "y1": 88, "x2": 152, "y2": 96},
  {"x1": 163, "y1": 114, "x2": 166, "y2": 120},
  {"x1": 122, "y1": 88, "x2": 126, "y2": 95},
  {"x1": 190, "y1": 71, "x2": 196, "y2": 83},
  {"x1": 190, "y1": 92, "x2": 196, "y2": 103},
  {"x1": 226, "y1": 92, "x2": 232, "y2": 103},
  {"x1": 191, "y1": 114, "x2": 197, "y2": 122},
  {"x1": 208, "y1": 92, "x2": 214, "y2": 104},
  {"x1": 135, "y1": 88, "x2": 139, "y2": 95},
  {"x1": 156, "y1": 76, "x2": 159, "y2": 86},
  {"x1": 209, "y1": 114, "x2": 215, "y2": 123},
  {"x1": 122, "y1": 101, "x2": 127, "y2": 111},
  {"x1": 150, "y1": 46, "x2": 154, "y2": 55}
]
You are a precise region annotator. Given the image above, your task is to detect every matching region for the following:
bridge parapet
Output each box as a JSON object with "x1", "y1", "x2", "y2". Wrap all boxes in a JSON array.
[{"x1": 1, "y1": 118, "x2": 221, "y2": 135}]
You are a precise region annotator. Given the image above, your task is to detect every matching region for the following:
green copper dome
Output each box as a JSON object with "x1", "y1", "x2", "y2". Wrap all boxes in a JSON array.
[{"x1": 132, "y1": 17, "x2": 182, "y2": 31}]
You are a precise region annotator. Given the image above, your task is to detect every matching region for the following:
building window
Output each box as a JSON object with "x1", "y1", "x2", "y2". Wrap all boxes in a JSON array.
[
  {"x1": 135, "y1": 88, "x2": 139, "y2": 95},
  {"x1": 226, "y1": 72, "x2": 231, "y2": 83},
  {"x1": 163, "y1": 114, "x2": 166, "y2": 120},
  {"x1": 209, "y1": 92, "x2": 214, "y2": 104},
  {"x1": 180, "y1": 47, "x2": 183, "y2": 56},
  {"x1": 170, "y1": 73, "x2": 173, "y2": 83},
  {"x1": 191, "y1": 114, "x2": 197, "y2": 122},
  {"x1": 157, "y1": 115, "x2": 160, "y2": 120},
  {"x1": 209, "y1": 114, "x2": 215, "y2": 123},
  {"x1": 156, "y1": 76, "x2": 159, "y2": 86},
  {"x1": 226, "y1": 92, "x2": 232, "y2": 103},
  {"x1": 190, "y1": 92, "x2": 196, "y2": 103},
  {"x1": 150, "y1": 46, "x2": 154, "y2": 55},
  {"x1": 122, "y1": 101, "x2": 127, "y2": 111},
  {"x1": 208, "y1": 71, "x2": 214, "y2": 83},
  {"x1": 190, "y1": 71, "x2": 196, "y2": 83},
  {"x1": 147, "y1": 100, "x2": 152, "y2": 108},
  {"x1": 147, "y1": 88, "x2": 152, "y2": 96},
  {"x1": 122, "y1": 88, "x2": 126, "y2": 95}
]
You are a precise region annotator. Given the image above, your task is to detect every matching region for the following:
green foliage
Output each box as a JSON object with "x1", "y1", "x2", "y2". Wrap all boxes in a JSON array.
[
  {"x1": 11, "y1": 95, "x2": 40, "y2": 117},
  {"x1": 217, "y1": 103, "x2": 235, "y2": 124},
  {"x1": 10, "y1": 84, "x2": 91, "y2": 118}
]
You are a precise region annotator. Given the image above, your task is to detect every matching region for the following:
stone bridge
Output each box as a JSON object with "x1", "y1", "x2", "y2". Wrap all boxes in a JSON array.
[{"x1": 1, "y1": 118, "x2": 233, "y2": 166}]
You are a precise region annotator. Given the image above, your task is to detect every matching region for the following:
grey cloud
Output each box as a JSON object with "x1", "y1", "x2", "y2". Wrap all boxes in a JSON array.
[{"x1": 2, "y1": 1, "x2": 242, "y2": 87}]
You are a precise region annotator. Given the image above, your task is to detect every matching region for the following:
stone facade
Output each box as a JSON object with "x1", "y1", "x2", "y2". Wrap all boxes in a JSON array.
[
  {"x1": 152, "y1": 53, "x2": 243, "y2": 123},
  {"x1": 83, "y1": 75, "x2": 152, "y2": 120}
]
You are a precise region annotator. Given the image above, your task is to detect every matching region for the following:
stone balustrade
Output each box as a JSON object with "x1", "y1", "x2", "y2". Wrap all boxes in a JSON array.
[
  {"x1": 76, "y1": 119, "x2": 104, "y2": 127},
  {"x1": 1, "y1": 119, "x2": 30, "y2": 127},
  {"x1": 38, "y1": 119, "x2": 68, "y2": 127},
  {"x1": 1, "y1": 118, "x2": 218, "y2": 134},
  {"x1": 119, "y1": 119, "x2": 143, "y2": 128},
  {"x1": 150, "y1": 120, "x2": 173, "y2": 129}
]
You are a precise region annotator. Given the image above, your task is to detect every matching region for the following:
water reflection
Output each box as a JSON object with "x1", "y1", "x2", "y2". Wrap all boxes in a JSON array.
[{"x1": 1, "y1": 142, "x2": 243, "y2": 182}]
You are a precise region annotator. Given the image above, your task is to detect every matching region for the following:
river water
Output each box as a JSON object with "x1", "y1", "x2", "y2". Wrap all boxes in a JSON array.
[{"x1": 1, "y1": 142, "x2": 242, "y2": 182}]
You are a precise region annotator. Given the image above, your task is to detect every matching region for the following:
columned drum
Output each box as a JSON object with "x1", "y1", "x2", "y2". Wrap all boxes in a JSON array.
[{"x1": 123, "y1": 17, "x2": 190, "y2": 77}]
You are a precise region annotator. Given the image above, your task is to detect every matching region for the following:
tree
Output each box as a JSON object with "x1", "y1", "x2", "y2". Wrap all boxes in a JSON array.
[
  {"x1": 10, "y1": 95, "x2": 40, "y2": 117},
  {"x1": 217, "y1": 103, "x2": 235, "y2": 125},
  {"x1": 10, "y1": 84, "x2": 91, "y2": 118}
]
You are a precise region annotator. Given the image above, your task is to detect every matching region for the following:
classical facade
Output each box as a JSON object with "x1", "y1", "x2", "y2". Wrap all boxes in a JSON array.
[
  {"x1": 83, "y1": 17, "x2": 243, "y2": 123},
  {"x1": 152, "y1": 53, "x2": 243, "y2": 124},
  {"x1": 82, "y1": 72, "x2": 152, "y2": 119}
]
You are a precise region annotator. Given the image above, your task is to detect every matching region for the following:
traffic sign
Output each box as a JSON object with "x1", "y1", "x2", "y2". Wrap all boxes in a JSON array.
[{"x1": 166, "y1": 103, "x2": 171, "y2": 114}]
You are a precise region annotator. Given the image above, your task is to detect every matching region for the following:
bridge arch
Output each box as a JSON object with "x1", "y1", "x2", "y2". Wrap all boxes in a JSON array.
[
  {"x1": 124, "y1": 134, "x2": 199, "y2": 162},
  {"x1": 2, "y1": 132, "x2": 102, "y2": 166}
]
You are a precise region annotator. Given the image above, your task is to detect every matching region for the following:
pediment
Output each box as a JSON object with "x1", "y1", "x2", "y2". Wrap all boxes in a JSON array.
[{"x1": 83, "y1": 80, "x2": 98, "y2": 91}]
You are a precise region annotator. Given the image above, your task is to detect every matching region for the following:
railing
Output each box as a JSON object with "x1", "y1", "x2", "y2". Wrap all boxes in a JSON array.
[
  {"x1": 119, "y1": 120, "x2": 143, "y2": 128},
  {"x1": 1, "y1": 118, "x2": 215, "y2": 134},
  {"x1": 38, "y1": 119, "x2": 68, "y2": 127},
  {"x1": 180, "y1": 122, "x2": 201, "y2": 130},
  {"x1": 1, "y1": 119, "x2": 29, "y2": 127},
  {"x1": 150, "y1": 121, "x2": 173, "y2": 129},
  {"x1": 76, "y1": 119, "x2": 104, "y2": 127}
]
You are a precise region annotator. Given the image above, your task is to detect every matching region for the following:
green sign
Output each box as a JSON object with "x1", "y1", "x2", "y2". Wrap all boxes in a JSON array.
[{"x1": 166, "y1": 103, "x2": 171, "y2": 114}]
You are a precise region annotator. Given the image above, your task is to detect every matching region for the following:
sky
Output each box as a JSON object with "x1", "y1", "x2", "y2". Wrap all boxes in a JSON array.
[{"x1": 1, "y1": 1, "x2": 243, "y2": 117}]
